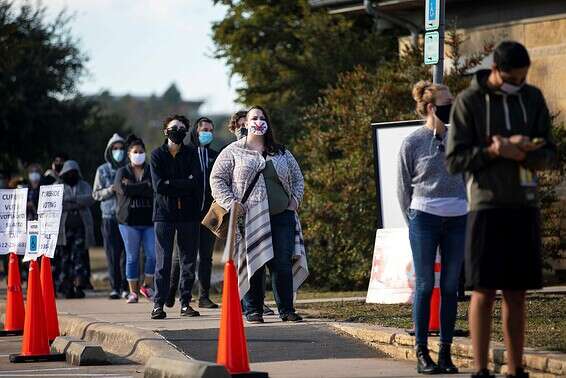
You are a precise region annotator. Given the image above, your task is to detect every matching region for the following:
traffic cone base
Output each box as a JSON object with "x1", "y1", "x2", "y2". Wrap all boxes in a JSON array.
[
  {"x1": 1, "y1": 253, "x2": 25, "y2": 337},
  {"x1": 10, "y1": 259, "x2": 65, "y2": 364}
]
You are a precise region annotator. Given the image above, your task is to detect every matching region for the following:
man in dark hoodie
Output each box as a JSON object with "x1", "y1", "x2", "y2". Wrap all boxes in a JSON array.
[
  {"x1": 446, "y1": 41, "x2": 557, "y2": 378},
  {"x1": 93, "y1": 133, "x2": 129, "y2": 299},
  {"x1": 150, "y1": 115, "x2": 202, "y2": 319}
]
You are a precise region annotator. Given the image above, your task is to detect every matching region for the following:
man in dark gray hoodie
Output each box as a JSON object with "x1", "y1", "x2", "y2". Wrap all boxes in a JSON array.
[
  {"x1": 93, "y1": 133, "x2": 128, "y2": 299},
  {"x1": 446, "y1": 41, "x2": 557, "y2": 378}
]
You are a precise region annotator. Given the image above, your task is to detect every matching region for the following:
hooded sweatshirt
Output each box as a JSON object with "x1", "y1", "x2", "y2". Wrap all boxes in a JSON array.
[
  {"x1": 446, "y1": 69, "x2": 557, "y2": 211},
  {"x1": 57, "y1": 160, "x2": 95, "y2": 247},
  {"x1": 188, "y1": 124, "x2": 219, "y2": 218},
  {"x1": 93, "y1": 133, "x2": 126, "y2": 218}
]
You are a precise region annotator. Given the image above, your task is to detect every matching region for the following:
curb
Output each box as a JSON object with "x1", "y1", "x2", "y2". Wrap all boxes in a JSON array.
[
  {"x1": 144, "y1": 357, "x2": 230, "y2": 378},
  {"x1": 57, "y1": 313, "x2": 189, "y2": 364},
  {"x1": 329, "y1": 322, "x2": 566, "y2": 378},
  {"x1": 51, "y1": 335, "x2": 108, "y2": 366}
]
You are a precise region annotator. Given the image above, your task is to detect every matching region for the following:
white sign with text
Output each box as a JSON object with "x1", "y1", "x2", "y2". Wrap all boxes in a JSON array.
[
  {"x1": 24, "y1": 221, "x2": 40, "y2": 262},
  {"x1": 0, "y1": 188, "x2": 28, "y2": 255},
  {"x1": 37, "y1": 184, "x2": 64, "y2": 258}
]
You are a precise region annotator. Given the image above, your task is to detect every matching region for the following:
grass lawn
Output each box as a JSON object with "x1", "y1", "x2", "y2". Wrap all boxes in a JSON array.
[{"x1": 296, "y1": 294, "x2": 566, "y2": 353}]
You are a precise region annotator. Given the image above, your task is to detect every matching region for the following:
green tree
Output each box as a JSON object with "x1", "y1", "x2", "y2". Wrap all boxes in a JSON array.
[
  {"x1": 0, "y1": 1, "x2": 127, "y2": 178},
  {"x1": 211, "y1": 0, "x2": 397, "y2": 144}
]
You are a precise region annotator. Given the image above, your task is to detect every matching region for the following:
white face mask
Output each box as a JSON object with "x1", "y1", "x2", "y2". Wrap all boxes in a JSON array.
[
  {"x1": 130, "y1": 152, "x2": 146, "y2": 166},
  {"x1": 248, "y1": 120, "x2": 268, "y2": 136},
  {"x1": 500, "y1": 81, "x2": 524, "y2": 94}
]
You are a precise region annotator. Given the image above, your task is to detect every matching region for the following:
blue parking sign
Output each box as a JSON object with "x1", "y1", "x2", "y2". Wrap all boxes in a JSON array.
[{"x1": 425, "y1": 0, "x2": 440, "y2": 31}]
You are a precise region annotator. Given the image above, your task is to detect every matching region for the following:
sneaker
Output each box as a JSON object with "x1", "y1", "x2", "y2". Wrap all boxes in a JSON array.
[
  {"x1": 281, "y1": 312, "x2": 303, "y2": 322},
  {"x1": 198, "y1": 297, "x2": 219, "y2": 309},
  {"x1": 180, "y1": 304, "x2": 200, "y2": 317},
  {"x1": 109, "y1": 290, "x2": 120, "y2": 300},
  {"x1": 74, "y1": 287, "x2": 86, "y2": 299},
  {"x1": 246, "y1": 313, "x2": 264, "y2": 324},
  {"x1": 263, "y1": 304, "x2": 275, "y2": 316},
  {"x1": 126, "y1": 292, "x2": 138, "y2": 304},
  {"x1": 151, "y1": 305, "x2": 167, "y2": 320},
  {"x1": 121, "y1": 290, "x2": 129, "y2": 299},
  {"x1": 140, "y1": 286, "x2": 155, "y2": 300}
]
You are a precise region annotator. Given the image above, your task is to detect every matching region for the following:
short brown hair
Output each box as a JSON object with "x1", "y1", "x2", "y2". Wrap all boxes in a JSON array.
[
  {"x1": 227, "y1": 110, "x2": 247, "y2": 133},
  {"x1": 412, "y1": 81, "x2": 448, "y2": 118}
]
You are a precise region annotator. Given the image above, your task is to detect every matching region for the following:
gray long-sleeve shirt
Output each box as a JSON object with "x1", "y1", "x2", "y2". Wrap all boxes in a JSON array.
[{"x1": 397, "y1": 126, "x2": 467, "y2": 223}]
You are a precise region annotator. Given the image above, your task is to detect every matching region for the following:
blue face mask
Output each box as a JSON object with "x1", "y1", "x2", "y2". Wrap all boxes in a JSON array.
[
  {"x1": 112, "y1": 149, "x2": 125, "y2": 162},
  {"x1": 198, "y1": 131, "x2": 214, "y2": 146}
]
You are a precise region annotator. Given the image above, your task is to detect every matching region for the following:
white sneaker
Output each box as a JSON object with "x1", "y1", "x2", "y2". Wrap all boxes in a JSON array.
[
  {"x1": 126, "y1": 292, "x2": 138, "y2": 304},
  {"x1": 121, "y1": 290, "x2": 129, "y2": 299}
]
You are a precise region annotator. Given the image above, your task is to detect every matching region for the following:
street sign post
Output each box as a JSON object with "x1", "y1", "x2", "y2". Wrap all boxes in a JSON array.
[
  {"x1": 424, "y1": 31, "x2": 440, "y2": 65},
  {"x1": 424, "y1": 0, "x2": 445, "y2": 83}
]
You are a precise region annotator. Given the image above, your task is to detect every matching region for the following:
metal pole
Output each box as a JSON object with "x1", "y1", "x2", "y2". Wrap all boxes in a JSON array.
[{"x1": 433, "y1": 0, "x2": 445, "y2": 84}]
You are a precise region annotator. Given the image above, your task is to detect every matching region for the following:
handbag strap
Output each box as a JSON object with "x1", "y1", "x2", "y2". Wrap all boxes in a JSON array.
[{"x1": 241, "y1": 169, "x2": 263, "y2": 204}]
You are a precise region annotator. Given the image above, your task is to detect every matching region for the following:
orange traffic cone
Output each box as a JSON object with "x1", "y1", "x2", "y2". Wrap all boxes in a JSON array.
[
  {"x1": 0, "y1": 253, "x2": 25, "y2": 336},
  {"x1": 40, "y1": 256, "x2": 60, "y2": 342},
  {"x1": 217, "y1": 260, "x2": 251, "y2": 375},
  {"x1": 428, "y1": 253, "x2": 441, "y2": 334},
  {"x1": 9, "y1": 259, "x2": 65, "y2": 363}
]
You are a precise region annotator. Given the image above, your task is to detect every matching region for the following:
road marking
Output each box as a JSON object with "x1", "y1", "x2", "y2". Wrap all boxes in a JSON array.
[
  {"x1": 0, "y1": 367, "x2": 81, "y2": 373},
  {"x1": 0, "y1": 375, "x2": 132, "y2": 377}
]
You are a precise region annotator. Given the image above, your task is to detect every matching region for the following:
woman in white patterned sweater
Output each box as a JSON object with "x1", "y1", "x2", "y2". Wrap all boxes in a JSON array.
[{"x1": 210, "y1": 106, "x2": 308, "y2": 323}]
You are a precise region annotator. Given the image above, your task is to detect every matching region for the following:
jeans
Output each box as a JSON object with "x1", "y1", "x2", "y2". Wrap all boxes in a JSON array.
[
  {"x1": 408, "y1": 210, "x2": 466, "y2": 345},
  {"x1": 101, "y1": 218, "x2": 127, "y2": 292},
  {"x1": 154, "y1": 221, "x2": 199, "y2": 306},
  {"x1": 169, "y1": 225, "x2": 216, "y2": 300},
  {"x1": 118, "y1": 224, "x2": 156, "y2": 281},
  {"x1": 244, "y1": 210, "x2": 296, "y2": 317}
]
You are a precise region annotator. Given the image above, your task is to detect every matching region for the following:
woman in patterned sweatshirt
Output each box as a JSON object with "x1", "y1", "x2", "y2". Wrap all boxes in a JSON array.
[{"x1": 210, "y1": 105, "x2": 308, "y2": 324}]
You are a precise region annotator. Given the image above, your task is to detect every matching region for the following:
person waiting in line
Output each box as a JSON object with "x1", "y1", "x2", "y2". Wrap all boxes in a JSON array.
[
  {"x1": 42, "y1": 152, "x2": 68, "y2": 186},
  {"x1": 114, "y1": 135, "x2": 155, "y2": 304},
  {"x1": 210, "y1": 106, "x2": 308, "y2": 324},
  {"x1": 227, "y1": 109, "x2": 276, "y2": 317},
  {"x1": 397, "y1": 81, "x2": 467, "y2": 374},
  {"x1": 93, "y1": 133, "x2": 129, "y2": 299},
  {"x1": 166, "y1": 117, "x2": 219, "y2": 309},
  {"x1": 228, "y1": 110, "x2": 248, "y2": 140},
  {"x1": 446, "y1": 41, "x2": 557, "y2": 378},
  {"x1": 150, "y1": 115, "x2": 203, "y2": 319},
  {"x1": 26, "y1": 163, "x2": 43, "y2": 220},
  {"x1": 57, "y1": 160, "x2": 95, "y2": 299}
]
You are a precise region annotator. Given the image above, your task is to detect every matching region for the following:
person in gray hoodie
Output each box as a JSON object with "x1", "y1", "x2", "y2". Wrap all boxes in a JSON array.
[
  {"x1": 446, "y1": 41, "x2": 557, "y2": 378},
  {"x1": 57, "y1": 160, "x2": 95, "y2": 298},
  {"x1": 93, "y1": 133, "x2": 128, "y2": 299}
]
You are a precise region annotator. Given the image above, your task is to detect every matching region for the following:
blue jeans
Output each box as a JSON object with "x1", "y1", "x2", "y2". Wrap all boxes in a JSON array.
[
  {"x1": 244, "y1": 210, "x2": 296, "y2": 317},
  {"x1": 408, "y1": 210, "x2": 466, "y2": 345},
  {"x1": 118, "y1": 225, "x2": 156, "y2": 281},
  {"x1": 102, "y1": 218, "x2": 127, "y2": 292}
]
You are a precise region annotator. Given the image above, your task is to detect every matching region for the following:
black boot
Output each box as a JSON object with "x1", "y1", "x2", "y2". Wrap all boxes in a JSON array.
[
  {"x1": 416, "y1": 344, "x2": 440, "y2": 374},
  {"x1": 506, "y1": 367, "x2": 529, "y2": 378},
  {"x1": 471, "y1": 368, "x2": 495, "y2": 378},
  {"x1": 438, "y1": 343, "x2": 458, "y2": 374}
]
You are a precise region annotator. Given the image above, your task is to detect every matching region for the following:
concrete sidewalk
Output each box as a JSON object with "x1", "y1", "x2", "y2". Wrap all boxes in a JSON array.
[{"x1": 54, "y1": 295, "x2": 462, "y2": 378}]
